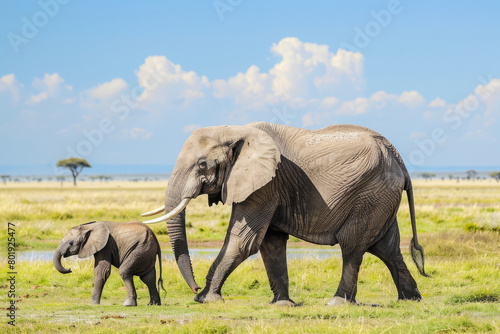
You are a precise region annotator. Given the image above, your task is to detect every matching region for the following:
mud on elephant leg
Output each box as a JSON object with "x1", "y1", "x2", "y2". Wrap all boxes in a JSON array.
[
  {"x1": 260, "y1": 228, "x2": 295, "y2": 307},
  {"x1": 140, "y1": 268, "x2": 161, "y2": 306},
  {"x1": 368, "y1": 220, "x2": 421, "y2": 301}
]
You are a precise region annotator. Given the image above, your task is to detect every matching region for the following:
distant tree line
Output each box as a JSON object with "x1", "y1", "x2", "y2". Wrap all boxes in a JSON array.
[{"x1": 418, "y1": 170, "x2": 500, "y2": 182}]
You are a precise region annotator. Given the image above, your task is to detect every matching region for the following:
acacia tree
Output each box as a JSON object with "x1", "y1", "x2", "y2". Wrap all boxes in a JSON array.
[
  {"x1": 0, "y1": 175, "x2": 10, "y2": 185},
  {"x1": 466, "y1": 169, "x2": 478, "y2": 181},
  {"x1": 419, "y1": 172, "x2": 436, "y2": 181},
  {"x1": 490, "y1": 171, "x2": 500, "y2": 182},
  {"x1": 56, "y1": 158, "x2": 91, "y2": 186}
]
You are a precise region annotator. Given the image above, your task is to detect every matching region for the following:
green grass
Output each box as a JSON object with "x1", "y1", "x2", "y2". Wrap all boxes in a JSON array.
[
  {"x1": 1, "y1": 237, "x2": 499, "y2": 333},
  {"x1": 0, "y1": 180, "x2": 499, "y2": 333}
]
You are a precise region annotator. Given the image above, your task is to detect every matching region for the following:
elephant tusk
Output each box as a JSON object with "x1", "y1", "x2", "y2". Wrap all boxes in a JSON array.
[
  {"x1": 141, "y1": 205, "x2": 166, "y2": 217},
  {"x1": 143, "y1": 198, "x2": 191, "y2": 224}
]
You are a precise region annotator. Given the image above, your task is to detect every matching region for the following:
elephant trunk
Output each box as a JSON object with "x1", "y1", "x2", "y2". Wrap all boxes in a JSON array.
[
  {"x1": 53, "y1": 245, "x2": 71, "y2": 274},
  {"x1": 167, "y1": 210, "x2": 200, "y2": 293}
]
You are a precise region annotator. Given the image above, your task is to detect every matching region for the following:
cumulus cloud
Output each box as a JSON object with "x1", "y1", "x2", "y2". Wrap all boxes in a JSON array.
[
  {"x1": 397, "y1": 91, "x2": 425, "y2": 108},
  {"x1": 212, "y1": 65, "x2": 274, "y2": 109},
  {"x1": 26, "y1": 92, "x2": 48, "y2": 105},
  {"x1": 319, "y1": 97, "x2": 341, "y2": 110},
  {"x1": 0, "y1": 74, "x2": 24, "y2": 102},
  {"x1": 27, "y1": 73, "x2": 72, "y2": 105},
  {"x1": 136, "y1": 56, "x2": 210, "y2": 108},
  {"x1": 79, "y1": 77, "x2": 128, "y2": 110},
  {"x1": 330, "y1": 90, "x2": 420, "y2": 116},
  {"x1": 428, "y1": 97, "x2": 446, "y2": 108},
  {"x1": 269, "y1": 38, "x2": 364, "y2": 99},
  {"x1": 85, "y1": 78, "x2": 128, "y2": 100},
  {"x1": 336, "y1": 97, "x2": 371, "y2": 115},
  {"x1": 124, "y1": 127, "x2": 153, "y2": 140},
  {"x1": 212, "y1": 37, "x2": 365, "y2": 110}
]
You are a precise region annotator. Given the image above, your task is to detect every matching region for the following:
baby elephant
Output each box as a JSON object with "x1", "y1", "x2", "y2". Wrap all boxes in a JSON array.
[{"x1": 53, "y1": 221, "x2": 165, "y2": 306}]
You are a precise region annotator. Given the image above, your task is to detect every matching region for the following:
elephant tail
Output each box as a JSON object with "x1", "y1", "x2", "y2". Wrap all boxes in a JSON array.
[
  {"x1": 157, "y1": 247, "x2": 166, "y2": 295},
  {"x1": 405, "y1": 179, "x2": 430, "y2": 278}
]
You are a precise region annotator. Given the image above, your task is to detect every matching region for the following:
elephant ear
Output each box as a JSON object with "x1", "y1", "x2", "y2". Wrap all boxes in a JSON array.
[
  {"x1": 78, "y1": 222, "x2": 110, "y2": 258},
  {"x1": 222, "y1": 126, "x2": 281, "y2": 205}
]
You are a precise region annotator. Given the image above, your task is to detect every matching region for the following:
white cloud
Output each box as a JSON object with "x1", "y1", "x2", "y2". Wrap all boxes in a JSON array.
[
  {"x1": 474, "y1": 78, "x2": 500, "y2": 118},
  {"x1": 428, "y1": 97, "x2": 446, "y2": 108},
  {"x1": 333, "y1": 90, "x2": 397, "y2": 115},
  {"x1": 212, "y1": 37, "x2": 365, "y2": 110},
  {"x1": 301, "y1": 112, "x2": 315, "y2": 127},
  {"x1": 125, "y1": 127, "x2": 153, "y2": 140},
  {"x1": 336, "y1": 97, "x2": 371, "y2": 115},
  {"x1": 32, "y1": 73, "x2": 69, "y2": 96},
  {"x1": 27, "y1": 73, "x2": 72, "y2": 105},
  {"x1": 319, "y1": 97, "x2": 340, "y2": 109},
  {"x1": 212, "y1": 65, "x2": 274, "y2": 109},
  {"x1": 269, "y1": 38, "x2": 364, "y2": 99},
  {"x1": 398, "y1": 91, "x2": 425, "y2": 108},
  {"x1": 26, "y1": 92, "x2": 48, "y2": 105},
  {"x1": 136, "y1": 56, "x2": 210, "y2": 108},
  {"x1": 0, "y1": 74, "x2": 24, "y2": 102},
  {"x1": 183, "y1": 124, "x2": 201, "y2": 133},
  {"x1": 85, "y1": 78, "x2": 128, "y2": 100}
]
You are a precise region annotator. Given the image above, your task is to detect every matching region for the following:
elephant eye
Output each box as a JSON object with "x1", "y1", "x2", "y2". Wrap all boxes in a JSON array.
[
  {"x1": 69, "y1": 241, "x2": 74, "y2": 246},
  {"x1": 198, "y1": 159, "x2": 207, "y2": 170}
]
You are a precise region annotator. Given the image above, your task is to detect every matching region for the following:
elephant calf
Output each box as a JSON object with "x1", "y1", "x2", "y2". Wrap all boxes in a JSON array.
[{"x1": 53, "y1": 221, "x2": 165, "y2": 306}]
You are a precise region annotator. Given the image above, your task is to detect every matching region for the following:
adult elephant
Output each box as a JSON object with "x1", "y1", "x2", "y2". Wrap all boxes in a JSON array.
[{"x1": 142, "y1": 122, "x2": 428, "y2": 306}]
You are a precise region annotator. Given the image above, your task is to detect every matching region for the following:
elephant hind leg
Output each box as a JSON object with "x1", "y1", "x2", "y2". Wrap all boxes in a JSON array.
[
  {"x1": 329, "y1": 248, "x2": 363, "y2": 306},
  {"x1": 367, "y1": 219, "x2": 421, "y2": 301},
  {"x1": 140, "y1": 268, "x2": 161, "y2": 305},
  {"x1": 118, "y1": 260, "x2": 139, "y2": 306}
]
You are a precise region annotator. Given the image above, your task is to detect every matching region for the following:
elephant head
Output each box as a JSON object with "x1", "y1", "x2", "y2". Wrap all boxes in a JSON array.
[
  {"x1": 53, "y1": 222, "x2": 110, "y2": 274},
  {"x1": 142, "y1": 125, "x2": 281, "y2": 293}
]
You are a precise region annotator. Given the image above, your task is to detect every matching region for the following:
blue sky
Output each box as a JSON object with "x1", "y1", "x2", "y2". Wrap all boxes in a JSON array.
[{"x1": 1, "y1": 0, "x2": 499, "y2": 171}]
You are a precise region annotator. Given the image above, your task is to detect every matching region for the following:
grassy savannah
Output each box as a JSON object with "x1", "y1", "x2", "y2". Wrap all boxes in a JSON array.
[{"x1": 1, "y1": 180, "x2": 499, "y2": 333}]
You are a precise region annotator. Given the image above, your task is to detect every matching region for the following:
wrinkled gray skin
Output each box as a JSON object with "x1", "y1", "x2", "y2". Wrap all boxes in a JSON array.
[
  {"x1": 160, "y1": 122, "x2": 428, "y2": 306},
  {"x1": 53, "y1": 221, "x2": 165, "y2": 306}
]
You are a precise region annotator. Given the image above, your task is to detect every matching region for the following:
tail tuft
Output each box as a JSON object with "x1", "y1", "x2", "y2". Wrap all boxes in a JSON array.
[
  {"x1": 158, "y1": 277, "x2": 166, "y2": 296},
  {"x1": 410, "y1": 238, "x2": 430, "y2": 277}
]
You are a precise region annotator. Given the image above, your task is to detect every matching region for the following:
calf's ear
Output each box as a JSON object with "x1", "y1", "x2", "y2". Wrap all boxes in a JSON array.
[{"x1": 78, "y1": 222, "x2": 110, "y2": 258}]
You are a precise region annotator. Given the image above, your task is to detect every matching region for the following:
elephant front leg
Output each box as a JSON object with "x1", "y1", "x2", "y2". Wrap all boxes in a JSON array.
[
  {"x1": 195, "y1": 200, "x2": 276, "y2": 303},
  {"x1": 194, "y1": 236, "x2": 246, "y2": 303},
  {"x1": 260, "y1": 229, "x2": 295, "y2": 307},
  {"x1": 91, "y1": 257, "x2": 111, "y2": 305}
]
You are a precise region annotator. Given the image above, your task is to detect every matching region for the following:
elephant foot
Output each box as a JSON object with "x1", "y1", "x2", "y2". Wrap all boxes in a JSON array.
[
  {"x1": 327, "y1": 296, "x2": 358, "y2": 307},
  {"x1": 270, "y1": 299, "x2": 296, "y2": 307},
  {"x1": 123, "y1": 298, "x2": 137, "y2": 306},
  {"x1": 148, "y1": 299, "x2": 161, "y2": 306},
  {"x1": 194, "y1": 290, "x2": 224, "y2": 303},
  {"x1": 91, "y1": 300, "x2": 100, "y2": 305},
  {"x1": 398, "y1": 288, "x2": 422, "y2": 301}
]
